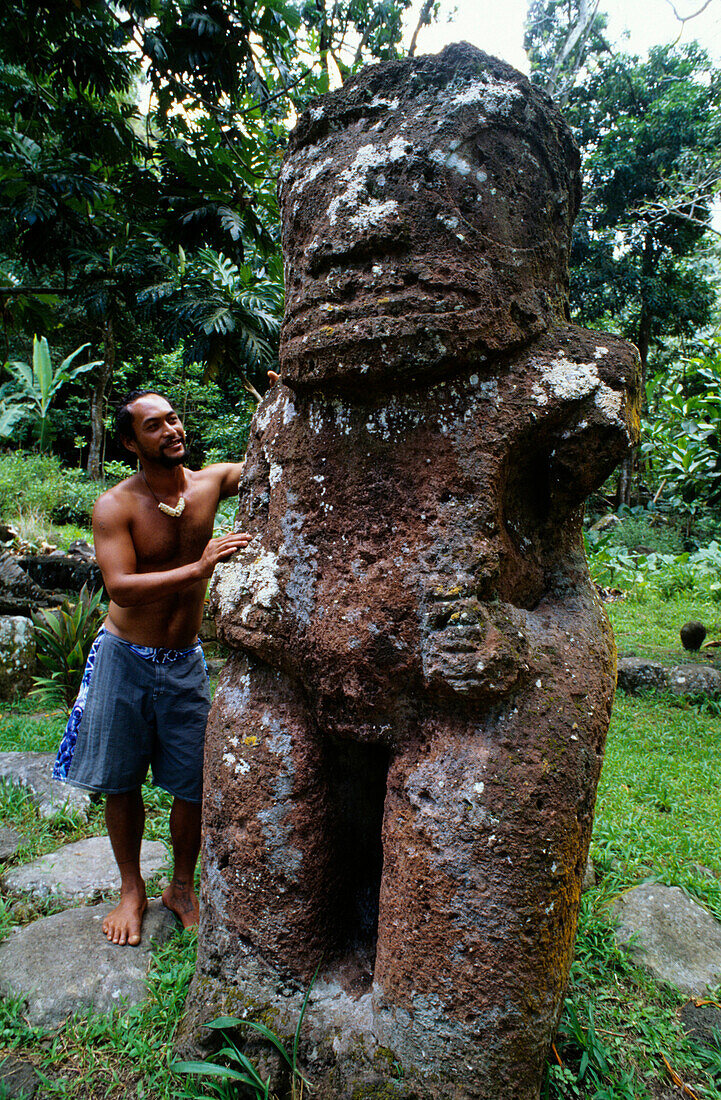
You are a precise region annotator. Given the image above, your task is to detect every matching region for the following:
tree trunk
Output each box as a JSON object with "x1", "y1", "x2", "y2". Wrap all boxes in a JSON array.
[
  {"x1": 636, "y1": 305, "x2": 652, "y2": 396},
  {"x1": 615, "y1": 236, "x2": 654, "y2": 507},
  {"x1": 408, "y1": 0, "x2": 434, "y2": 57},
  {"x1": 541, "y1": 0, "x2": 602, "y2": 105},
  {"x1": 86, "y1": 317, "x2": 115, "y2": 480},
  {"x1": 615, "y1": 454, "x2": 634, "y2": 508}
]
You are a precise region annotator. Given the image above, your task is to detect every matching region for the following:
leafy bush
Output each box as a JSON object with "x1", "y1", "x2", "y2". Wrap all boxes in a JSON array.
[
  {"x1": 0, "y1": 452, "x2": 102, "y2": 524},
  {"x1": 31, "y1": 584, "x2": 105, "y2": 709},
  {"x1": 586, "y1": 533, "x2": 721, "y2": 602},
  {"x1": 597, "y1": 512, "x2": 684, "y2": 556},
  {"x1": 103, "y1": 458, "x2": 134, "y2": 484},
  {"x1": 642, "y1": 341, "x2": 721, "y2": 530},
  {"x1": 1, "y1": 335, "x2": 100, "y2": 450}
]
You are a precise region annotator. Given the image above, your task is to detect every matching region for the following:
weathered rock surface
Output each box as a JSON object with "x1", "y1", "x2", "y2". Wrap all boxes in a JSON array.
[
  {"x1": 616, "y1": 657, "x2": 721, "y2": 698},
  {"x1": 184, "y1": 43, "x2": 641, "y2": 1100},
  {"x1": 17, "y1": 554, "x2": 102, "y2": 596},
  {"x1": 680, "y1": 999, "x2": 721, "y2": 1048},
  {"x1": 0, "y1": 616, "x2": 35, "y2": 699},
  {"x1": 0, "y1": 753, "x2": 91, "y2": 820},
  {"x1": 0, "y1": 825, "x2": 22, "y2": 862},
  {"x1": 613, "y1": 883, "x2": 721, "y2": 996},
  {"x1": 0, "y1": 553, "x2": 52, "y2": 617},
  {"x1": 3, "y1": 836, "x2": 168, "y2": 903},
  {"x1": 668, "y1": 665, "x2": 721, "y2": 697},
  {"x1": 0, "y1": 899, "x2": 176, "y2": 1026},
  {"x1": 616, "y1": 657, "x2": 669, "y2": 693}
]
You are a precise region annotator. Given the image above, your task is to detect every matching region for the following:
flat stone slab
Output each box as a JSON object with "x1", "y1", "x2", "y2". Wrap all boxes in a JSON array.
[
  {"x1": 0, "y1": 825, "x2": 21, "y2": 862},
  {"x1": 3, "y1": 836, "x2": 168, "y2": 904},
  {"x1": 613, "y1": 883, "x2": 721, "y2": 996},
  {"x1": 668, "y1": 665, "x2": 721, "y2": 697},
  {"x1": 0, "y1": 899, "x2": 177, "y2": 1027},
  {"x1": 0, "y1": 752, "x2": 91, "y2": 820},
  {"x1": 616, "y1": 657, "x2": 669, "y2": 693},
  {"x1": 617, "y1": 658, "x2": 721, "y2": 698},
  {"x1": 680, "y1": 1000, "x2": 721, "y2": 1048}
]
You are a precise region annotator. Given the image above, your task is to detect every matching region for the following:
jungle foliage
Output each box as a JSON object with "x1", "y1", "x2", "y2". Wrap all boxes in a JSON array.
[{"x1": 0, "y1": 0, "x2": 424, "y2": 475}]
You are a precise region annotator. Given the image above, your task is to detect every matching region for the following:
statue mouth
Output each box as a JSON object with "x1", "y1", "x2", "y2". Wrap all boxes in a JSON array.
[{"x1": 284, "y1": 287, "x2": 480, "y2": 333}]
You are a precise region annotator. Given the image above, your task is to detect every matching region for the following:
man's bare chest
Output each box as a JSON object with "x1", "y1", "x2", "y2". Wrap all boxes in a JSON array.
[{"x1": 129, "y1": 495, "x2": 217, "y2": 571}]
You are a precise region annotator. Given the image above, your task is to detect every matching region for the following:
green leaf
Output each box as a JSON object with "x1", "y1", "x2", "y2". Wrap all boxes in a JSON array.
[
  {"x1": 32, "y1": 335, "x2": 53, "y2": 417},
  {"x1": 171, "y1": 1060, "x2": 260, "y2": 1083}
]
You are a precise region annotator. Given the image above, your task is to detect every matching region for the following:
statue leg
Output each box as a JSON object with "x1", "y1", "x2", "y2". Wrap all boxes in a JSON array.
[
  {"x1": 373, "y1": 718, "x2": 583, "y2": 1100},
  {"x1": 199, "y1": 652, "x2": 338, "y2": 979}
]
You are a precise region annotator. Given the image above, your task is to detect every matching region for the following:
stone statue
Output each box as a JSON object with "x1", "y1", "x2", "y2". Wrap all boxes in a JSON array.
[{"x1": 183, "y1": 42, "x2": 640, "y2": 1100}]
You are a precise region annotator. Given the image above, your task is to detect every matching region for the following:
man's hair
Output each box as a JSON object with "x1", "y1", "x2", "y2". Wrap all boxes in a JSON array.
[{"x1": 114, "y1": 390, "x2": 172, "y2": 441}]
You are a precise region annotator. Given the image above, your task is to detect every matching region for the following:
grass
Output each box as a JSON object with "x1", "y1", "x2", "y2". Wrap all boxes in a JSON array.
[
  {"x1": 547, "y1": 594, "x2": 721, "y2": 1099},
  {"x1": 0, "y1": 932, "x2": 198, "y2": 1099},
  {"x1": 594, "y1": 693, "x2": 721, "y2": 912},
  {"x1": 3, "y1": 600, "x2": 721, "y2": 1097},
  {"x1": 608, "y1": 593, "x2": 721, "y2": 663},
  {"x1": 557, "y1": 688, "x2": 721, "y2": 1099},
  {"x1": 11, "y1": 509, "x2": 93, "y2": 552}
]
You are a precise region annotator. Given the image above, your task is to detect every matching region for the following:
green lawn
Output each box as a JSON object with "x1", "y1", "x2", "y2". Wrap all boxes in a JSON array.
[{"x1": 609, "y1": 593, "x2": 721, "y2": 664}]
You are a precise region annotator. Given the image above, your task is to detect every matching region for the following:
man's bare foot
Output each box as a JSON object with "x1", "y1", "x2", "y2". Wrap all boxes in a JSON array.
[
  {"x1": 102, "y1": 887, "x2": 147, "y2": 946},
  {"x1": 162, "y1": 879, "x2": 199, "y2": 929}
]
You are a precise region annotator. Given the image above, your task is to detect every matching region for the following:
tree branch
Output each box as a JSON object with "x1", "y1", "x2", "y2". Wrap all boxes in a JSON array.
[
  {"x1": 663, "y1": 0, "x2": 715, "y2": 24},
  {"x1": 0, "y1": 286, "x2": 72, "y2": 296},
  {"x1": 546, "y1": 0, "x2": 601, "y2": 97},
  {"x1": 408, "y1": 0, "x2": 434, "y2": 57}
]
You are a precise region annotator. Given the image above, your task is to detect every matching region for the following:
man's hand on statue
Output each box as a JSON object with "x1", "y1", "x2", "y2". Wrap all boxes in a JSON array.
[
  {"x1": 268, "y1": 370, "x2": 280, "y2": 386},
  {"x1": 199, "y1": 532, "x2": 252, "y2": 577}
]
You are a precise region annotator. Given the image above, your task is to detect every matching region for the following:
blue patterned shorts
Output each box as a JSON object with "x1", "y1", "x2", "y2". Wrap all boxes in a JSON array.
[{"x1": 53, "y1": 628, "x2": 210, "y2": 803}]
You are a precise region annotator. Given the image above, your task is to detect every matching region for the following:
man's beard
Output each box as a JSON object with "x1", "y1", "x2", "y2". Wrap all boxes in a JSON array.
[
  {"x1": 136, "y1": 440, "x2": 187, "y2": 468},
  {"x1": 158, "y1": 446, "x2": 186, "y2": 468}
]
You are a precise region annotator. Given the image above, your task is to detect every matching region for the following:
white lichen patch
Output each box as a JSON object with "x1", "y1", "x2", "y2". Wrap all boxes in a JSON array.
[
  {"x1": 288, "y1": 155, "x2": 333, "y2": 195},
  {"x1": 534, "y1": 354, "x2": 626, "y2": 426},
  {"x1": 348, "y1": 198, "x2": 399, "y2": 231},
  {"x1": 254, "y1": 392, "x2": 283, "y2": 434},
  {"x1": 327, "y1": 138, "x2": 411, "y2": 225},
  {"x1": 449, "y1": 77, "x2": 522, "y2": 114},
  {"x1": 368, "y1": 95, "x2": 399, "y2": 110},
  {"x1": 428, "y1": 146, "x2": 483, "y2": 182},
  {"x1": 594, "y1": 346, "x2": 609, "y2": 359},
  {"x1": 222, "y1": 751, "x2": 249, "y2": 775},
  {"x1": 437, "y1": 214, "x2": 459, "y2": 231},
  {"x1": 212, "y1": 548, "x2": 281, "y2": 619},
  {"x1": 532, "y1": 382, "x2": 548, "y2": 406},
  {"x1": 269, "y1": 462, "x2": 283, "y2": 487},
  {"x1": 282, "y1": 395, "x2": 296, "y2": 424},
  {"x1": 594, "y1": 384, "x2": 624, "y2": 423},
  {"x1": 538, "y1": 356, "x2": 601, "y2": 401}
]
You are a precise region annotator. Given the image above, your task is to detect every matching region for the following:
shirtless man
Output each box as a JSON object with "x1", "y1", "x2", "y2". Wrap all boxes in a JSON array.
[{"x1": 54, "y1": 389, "x2": 251, "y2": 946}]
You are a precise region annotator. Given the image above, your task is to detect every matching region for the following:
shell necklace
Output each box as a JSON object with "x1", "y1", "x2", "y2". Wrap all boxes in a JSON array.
[{"x1": 141, "y1": 470, "x2": 186, "y2": 517}]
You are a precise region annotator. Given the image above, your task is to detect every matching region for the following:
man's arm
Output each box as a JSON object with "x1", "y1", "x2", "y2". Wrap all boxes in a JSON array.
[
  {"x1": 206, "y1": 462, "x2": 246, "y2": 501},
  {"x1": 93, "y1": 495, "x2": 250, "y2": 608}
]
